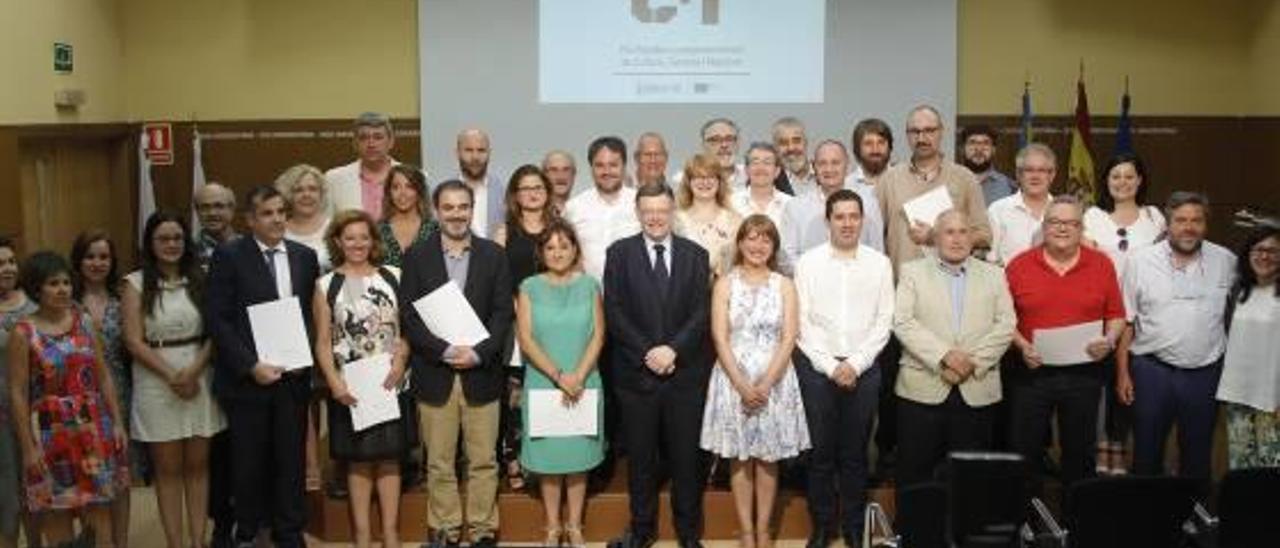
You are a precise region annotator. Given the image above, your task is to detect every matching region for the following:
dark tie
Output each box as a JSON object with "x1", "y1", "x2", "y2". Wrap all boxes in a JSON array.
[
  {"x1": 264, "y1": 248, "x2": 280, "y2": 288},
  {"x1": 653, "y1": 243, "x2": 670, "y2": 285}
]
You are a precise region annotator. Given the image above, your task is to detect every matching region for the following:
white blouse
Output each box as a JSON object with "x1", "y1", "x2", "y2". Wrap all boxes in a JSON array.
[
  {"x1": 1217, "y1": 289, "x2": 1280, "y2": 411},
  {"x1": 1083, "y1": 205, "x2": 1166, "y2": 278}
]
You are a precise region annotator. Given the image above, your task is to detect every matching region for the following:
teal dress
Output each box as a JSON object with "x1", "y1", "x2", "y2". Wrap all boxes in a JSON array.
[{"x1": 518, "y1": 274, "x2": 605, "y2": 474}]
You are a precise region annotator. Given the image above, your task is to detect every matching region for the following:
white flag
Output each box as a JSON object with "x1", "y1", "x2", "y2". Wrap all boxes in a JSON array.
[
  {"x1": 191, "y1": 128, "x2": 206, "y2": 232},
  {"x1": 137, "y1": 129, "x2": 156, "y2": 249}
]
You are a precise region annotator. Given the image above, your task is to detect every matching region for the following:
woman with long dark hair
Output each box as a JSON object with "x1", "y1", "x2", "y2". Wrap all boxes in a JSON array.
[
  {"x1": 70, "y1": 230, "x2": 134, "y2": 548},
  {"x1": 1217, "y1": 227, "x2": 1280, "y2": 468},
  {"x1": 122, "y1": 212, "x2": 225, "y2": 548}
]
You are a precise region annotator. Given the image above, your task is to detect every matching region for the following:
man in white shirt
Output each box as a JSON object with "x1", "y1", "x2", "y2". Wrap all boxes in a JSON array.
[
  {"x1": 1116, "y1": 191, "x2": 1236, "y2": 481},
  {"x1": 987, "y1": 143, "x2": 1056, "y2": 266},
  {"x1": 326, "y1": 112, "x2": 402, "y2": 219},
  {"x1": 633, "y1": 132, "x2": 670, "y2": 187},
  {"x1": 793, "y1": 189, "x2": 895, "y2": 547},
  {"x1": 452, "y1": 129, "x2": 506, "y2": 238},
  {"x1": 781, "y1": 140, "x2": 885, "y2": 273},
  {"x1": 564, "y1": 136, "x2": 640, "y2": 282},
  {"x1": 772, "y1": 116, "x2": 814, "y2": 197}
]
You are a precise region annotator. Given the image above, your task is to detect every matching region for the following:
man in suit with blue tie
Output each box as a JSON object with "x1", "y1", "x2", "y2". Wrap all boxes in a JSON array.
[
  {"x1": 892, "y1": 209, "x2": 1016, "y2": 487},
  {"x1": 605, "y1": 183, "x2": 712, "y2": 548},
  {"x1": 400, "y1": 179, "x2": 513, "y2": 548},
  {"x1": 205, "y1": 185, "x2": 321, "y2": 548}
]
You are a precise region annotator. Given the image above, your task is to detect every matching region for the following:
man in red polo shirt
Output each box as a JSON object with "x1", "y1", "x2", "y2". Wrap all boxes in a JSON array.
[{"x1": 1005, "y1": 194, "x2": 1126, "y2": 496}]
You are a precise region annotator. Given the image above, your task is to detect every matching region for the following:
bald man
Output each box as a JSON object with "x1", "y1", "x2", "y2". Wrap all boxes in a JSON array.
[
  {"x1": 193, "y1": 182, "x2": 240, "y2": 270},
  {"x1": 452, "y1": 129, "x2": 507, "y2": 237}
]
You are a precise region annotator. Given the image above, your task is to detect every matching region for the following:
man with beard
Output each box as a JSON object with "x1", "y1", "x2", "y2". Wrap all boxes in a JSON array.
[
  {"x1": 960, "y1": 125, "x2": 1017, "y2": 206},
  {"x1": 850, "y1": 118, "x2": 894, "y2": 186},
  {"x1": 327, "y1": 112, "x2": 404, "y2": 219},
  {"x1": 877, "y1": 106, "x2": 991, "y2": 275},
  {"x1": 781, "y1": 140, "x2": 885, "y2": 273},
  {"x1": 541, "y1": 150, "x2": 578, "y2": 214},
  {"x1": 564, "y1": 136, "x2": 641, "y2": 283},
  {"x1": 772, "y1": 116, "x2": 813, "y2": 197},
  {"x1": 674, "y1": 118, "x2": 747, "y2": 188},
  {"x1": 452, "y1": 129, "x2": 507, "y2": 238},
  {"x1": 633, "y1": 132, "x2": 670, "y2": 187},
  {"x1": 1116, "y1": 191, "x2": 1235, "y2": 482},
  {"x1": 193, "y1": 182, "x2": 240, "y2": 270}
]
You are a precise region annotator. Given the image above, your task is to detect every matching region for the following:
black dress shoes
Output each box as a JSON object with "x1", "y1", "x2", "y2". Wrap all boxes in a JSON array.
[
  {"x1": 606, "y1": 530, "x2": 656, "y2": 548},
  {"x1": 806, "y1": 529, "x2": 833, "y2": 548}
]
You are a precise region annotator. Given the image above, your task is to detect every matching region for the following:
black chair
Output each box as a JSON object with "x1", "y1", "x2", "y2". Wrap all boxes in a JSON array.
[
  {"x1": 1217, "y1": 467, "x2": 1280, "y2": 548},
  {"x1": 896, "y1": 482, "x2": 948, "y2": 548},
  {"x1": 945, "y1": 452, "x2": 1026, "y2": 547},
  {"x1": 1065, "y1": 476, "x2": 1199, "y2": 548}
]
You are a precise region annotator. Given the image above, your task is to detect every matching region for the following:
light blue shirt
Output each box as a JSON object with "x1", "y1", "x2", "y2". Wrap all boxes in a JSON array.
[{"x1": 937, "y1": 259, "x2": 968, "y2": 334}]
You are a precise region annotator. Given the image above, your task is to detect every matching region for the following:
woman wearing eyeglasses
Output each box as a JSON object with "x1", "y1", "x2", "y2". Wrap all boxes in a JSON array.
[{"x1": 1083, "y1": 152, "x2": 1167, "y2": 476}]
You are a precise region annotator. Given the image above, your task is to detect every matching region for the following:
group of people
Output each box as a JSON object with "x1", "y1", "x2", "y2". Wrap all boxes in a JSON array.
[{"x1": 0, "y1": 108, "x2": 1275, "y2": 548}]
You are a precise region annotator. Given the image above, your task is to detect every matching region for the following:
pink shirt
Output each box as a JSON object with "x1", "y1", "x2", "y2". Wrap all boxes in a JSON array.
[{"x1": 360, "y1": 171, "x2": 384, "y2": 220}]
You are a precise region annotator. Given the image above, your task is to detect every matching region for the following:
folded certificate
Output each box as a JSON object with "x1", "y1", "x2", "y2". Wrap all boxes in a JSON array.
[
  {"x1": 247, "y1": 296, "x2": 313, "y2": 370},
  {"x1": 527, "y1": 388, "x2": 598, "y2": 438},
  {"x1": 342, "y1": 353, "x2": 400, "y2": 432},
  {"x1": 412, "y1": 281, "x2": 490, "y2": 346},
  {"x1": 903, "y1": 185, "x2": 955, "y2": 227},
  {"x1": 1034, "y1": 321, "x2": 1103, "y2": 366}
]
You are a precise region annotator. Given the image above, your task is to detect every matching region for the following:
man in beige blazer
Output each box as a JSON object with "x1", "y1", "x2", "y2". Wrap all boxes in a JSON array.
[{"x1": 892, "y1": 209, "x2": 1016, "y2": 487}]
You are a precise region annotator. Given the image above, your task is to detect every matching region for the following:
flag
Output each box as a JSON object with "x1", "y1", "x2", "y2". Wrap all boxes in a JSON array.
[
  {"x1": 1066, "y1": 67, "x2": 1096, "y2": 203},
  {"x1": 1114, "y1": 77, "x2": 1133, "y2": 156},
  {"x1": 191, "y1": 128, "x2": 207, "y2": 232},
  {"x1": 137, "y1": 128, "x2": 157, "y2": 248},
  {"x1": 1019, "y1": 80, "x2": 1033, "y2": 150}
]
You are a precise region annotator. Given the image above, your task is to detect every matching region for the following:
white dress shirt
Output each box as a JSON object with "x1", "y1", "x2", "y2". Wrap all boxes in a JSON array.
[
  {"x1": 1124, "y1": 240, "x2": 1237, "y2": 367},
  {"x1": 255, "y1": 238, "x2": 293, "y2": 299},
  {"x1": 564, "y1": 185, "x2": 640, "y2": 282},
  {"x1": 644, "y1": 234, "x2": 675, "y2": 271},
  {"x1": 467, "y1": 176, "x2": 490, "y2": 237},
  {"x1": 731, "y1": 188, "x2": 792, "y2": 230},
  {"x1": 794, "y1": 242, "x2": 895, "y2": 377},
  {"x1": 987, "y1": 191, "x2": 1050, "y2": 267}
]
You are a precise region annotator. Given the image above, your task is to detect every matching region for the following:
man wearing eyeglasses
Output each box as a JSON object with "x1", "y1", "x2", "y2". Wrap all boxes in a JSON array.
[
  {"x1": 1115, "y1": 191, "x2": 1236, "y2": 482},
  {"x1": 674, "y1": 118, "x2": 747, "y2": 188},
  {"x1": 633, "y1": 132, "x2": 670, "y2": 187},
  {"x1": 194, "y1": 182, "x2": 240, "y2": 271},
  {"x1": 876, "y1": 105, "x2": 992, "y2": 277},
  {"x1": 1005, "y1": 195, "x2": 1127, "y2": 497},
  {"x1": 960, "y1": 125, "x2": 1018, "y2": 207},
  {"x1": 987, "y1": 144, "x2": 1056, "y2": 267}
]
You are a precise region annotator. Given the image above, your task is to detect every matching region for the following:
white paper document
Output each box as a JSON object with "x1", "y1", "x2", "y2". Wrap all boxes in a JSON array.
[
  {"x1": 342, "y1": 353, "x2": 400, "y2": 432},
  {"x1": 509, "y1": 337, "x2": 523, "y2": 368},
  {"x1": 412, "y1": 281, "x2": 490, "y2": 346},
  {"x1": 1034, "y1": 321, "x2": 1103, "y2": 366},
  {"x1": 902, "y1": 185, "x2": 955, "y2": 226},
  {"x1": 528, "y1": 388, "x2": 599, "y2": 438},
  {"x1": 247, "y1": 297, "x2": 313, "y2": 370}
]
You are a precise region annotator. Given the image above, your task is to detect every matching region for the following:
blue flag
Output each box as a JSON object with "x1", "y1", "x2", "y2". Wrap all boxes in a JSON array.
[
  {"x1": 1115, "y1": 86, "x2": 1133, "y2": 155},
  {"x1": 1019, "y1": 82, "x2": 1033, "y2": 149}
]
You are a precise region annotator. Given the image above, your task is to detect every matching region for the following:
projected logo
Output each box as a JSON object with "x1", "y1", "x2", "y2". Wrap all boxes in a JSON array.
[{"x1": 631, "y1": 0, "x2": 721, "y2": 25}]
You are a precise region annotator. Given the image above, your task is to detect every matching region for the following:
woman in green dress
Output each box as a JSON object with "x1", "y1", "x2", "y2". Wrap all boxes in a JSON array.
[{"x1": 517, "y1": 220, "x2": 605, "y2": 547}]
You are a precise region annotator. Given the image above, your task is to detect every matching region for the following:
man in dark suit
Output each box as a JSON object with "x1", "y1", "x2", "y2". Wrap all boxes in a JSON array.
[
  {"x1": 400, "y1": 179, "x2": 513, "y2": 548},
  {"x1": 605, "y1": 183, "x2": 712, "y2": 548},
  {"x1": 205, "y1": 185, "x2": 320, "y2": 548}
]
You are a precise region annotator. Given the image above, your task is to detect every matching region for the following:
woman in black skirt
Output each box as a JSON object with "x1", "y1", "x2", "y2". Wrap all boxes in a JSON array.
[{"x1": 312, "y1": 210, "x2": 413, "y2": 548}]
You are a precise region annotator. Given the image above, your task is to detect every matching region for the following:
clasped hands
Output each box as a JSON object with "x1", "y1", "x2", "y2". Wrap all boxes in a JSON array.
[
  {"x1": 644, "y1": 345, "x2": 677, "y2": 376},
  {"x1": 940, "y1": 349, "x2": 976, "y2": 385}
]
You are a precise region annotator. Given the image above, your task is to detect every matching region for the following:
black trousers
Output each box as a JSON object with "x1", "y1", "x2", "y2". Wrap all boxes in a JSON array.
[
  {"x1": 617, "y1": 381, "x2": 706, "y2": 541},
  {"x1": 207, "y1": 430, "x2": 234, "y2": 529},
  {"x1": 896, "y1": 389, "x2": 995, "y2": 487},
  {"x1": 796, "y1": 352, "x2": 881, "y2": 539},
  {"x1": 223, "y1": 377, "x2": 309, "y2": 548},
  {"x1": 874, "y1": 337, "x2": 902, "y2": 457},
  {"x1": 1009, "y1": 364, "x2": 1102, "y2": 495}
]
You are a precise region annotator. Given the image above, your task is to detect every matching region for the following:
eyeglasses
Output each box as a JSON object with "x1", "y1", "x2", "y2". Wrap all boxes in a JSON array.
[
  {"x1": 1117, "y1": 227, "x2": 1129, "y2": 252},
  {"x1": 1251, "y1": 246, "x2": 1279, "y2": 258},
  {"x1": 704, "y1": 135, "x2": 738, "y2": 146},
  {"x1": 1045, "y1": 218, "x2": 1082, "y2": 229}
]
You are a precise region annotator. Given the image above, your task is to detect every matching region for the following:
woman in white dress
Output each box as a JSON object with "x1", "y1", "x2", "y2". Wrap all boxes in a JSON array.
[
  {"x1": 275, "y1": 163, "x2": 333, "y2": 491},
  {"x1": 122, "y1": 211, "x2": 226, "y2": 548},
  {"x1": 700, "y1": 214, "x2": 809, "y2": 548},
  {"x1": 1083, "y1": 152, "x2": 1167, "y2": 475}
]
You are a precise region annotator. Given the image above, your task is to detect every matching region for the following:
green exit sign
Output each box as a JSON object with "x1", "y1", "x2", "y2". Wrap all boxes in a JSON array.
[{"x1": 54, "y1": 42, "x2": 73, "y2": 73}]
